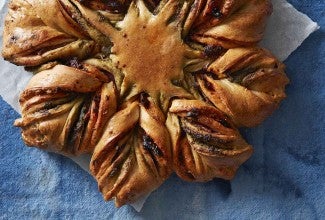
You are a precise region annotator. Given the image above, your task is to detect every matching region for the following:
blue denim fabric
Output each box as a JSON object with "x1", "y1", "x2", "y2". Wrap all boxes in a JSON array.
[{"x1": 0, "y1": 0, "x2": 324, "y2": 219}]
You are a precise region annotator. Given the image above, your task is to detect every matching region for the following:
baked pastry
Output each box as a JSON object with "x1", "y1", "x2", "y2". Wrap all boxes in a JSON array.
[{"x1": 2, "y1": 0, "x2": 289, "y2": 207}]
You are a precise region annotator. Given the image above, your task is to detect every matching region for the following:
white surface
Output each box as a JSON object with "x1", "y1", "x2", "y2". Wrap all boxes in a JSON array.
[
  {"x1": 260, "y1": 0, "x2": 320, "y2": 60},
  {"x1": 0, "y1": 0, "x2": 319, "y2": 212}
]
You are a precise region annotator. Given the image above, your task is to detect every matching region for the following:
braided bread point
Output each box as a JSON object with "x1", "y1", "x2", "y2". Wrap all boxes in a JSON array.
[
  {"x1": 197, "y1": 47, "x2": 289, "y2": 127},
  {"x1": 91, "y1": 96, "x2": 172, "y2": 206},
  {"x1": 14, "y1": 64, "x2": 117, "y2": 155},
  {"x1": 168, "y1": 99, "x2": 252, "y2": 181}
]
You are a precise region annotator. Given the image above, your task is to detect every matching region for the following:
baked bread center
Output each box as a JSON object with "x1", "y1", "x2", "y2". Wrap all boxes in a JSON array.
[{"x1": 110, "y1": 3, "x2": 186, "y2": 95}]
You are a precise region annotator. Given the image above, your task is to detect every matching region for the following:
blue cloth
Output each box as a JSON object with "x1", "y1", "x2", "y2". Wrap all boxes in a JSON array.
[{"x1": 0, "y1": 0, "x2": 324, "y2": 219}]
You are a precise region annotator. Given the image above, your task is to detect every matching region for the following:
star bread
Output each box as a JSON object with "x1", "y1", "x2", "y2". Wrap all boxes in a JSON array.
[{"x1": 2, "y1": 0, "x2": 289, "y2": 207}]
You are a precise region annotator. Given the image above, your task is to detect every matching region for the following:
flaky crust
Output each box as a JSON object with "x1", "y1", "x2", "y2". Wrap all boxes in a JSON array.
[{"x1": 3, "y1": 0, "x2": 288, "y2": 207}]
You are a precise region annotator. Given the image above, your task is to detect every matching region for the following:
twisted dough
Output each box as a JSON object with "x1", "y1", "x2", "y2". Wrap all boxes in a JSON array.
[
  {"x1": 2, "y1": 0, "x2": 288, "y2": 206},
  {"x1": 198, "y1": 47, "x2": 289, "y2": 127}
]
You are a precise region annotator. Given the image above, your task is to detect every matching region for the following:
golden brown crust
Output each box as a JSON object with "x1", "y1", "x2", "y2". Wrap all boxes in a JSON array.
[
  {"x1": 190, "y1": 0, "x2": 272, "y2": 48},
  {"x1": 90, "y1": 97, "x2": 172, "y2": 206},
  {"x1": 197, "y1": 47, "x2": 289, "y2": 127},
  {"x1": 2, "y1": 0, "x2": 100, "y2": 66},
  {"x1": 14, "y1": 64, "x2": 113, "y2": 155},
  {"x1": 3, "y1": 0, "x2": 288, "y2": 207},
  {"x1": 168, "y1": 99, "x2": 253, "y2": 181}
]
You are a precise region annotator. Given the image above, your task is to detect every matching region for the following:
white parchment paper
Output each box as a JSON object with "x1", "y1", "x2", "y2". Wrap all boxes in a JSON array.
[{"x1": 0, "y1": 0, "x2": 319, "y2": 212}]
